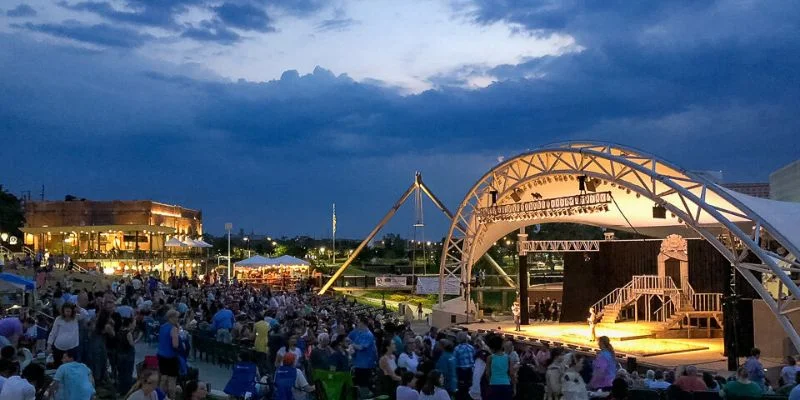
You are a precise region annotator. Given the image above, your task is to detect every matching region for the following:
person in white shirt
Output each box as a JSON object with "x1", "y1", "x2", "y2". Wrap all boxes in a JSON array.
[
  {"x1": 397, "y1": 371, "x2": 420, "y2": 400},
  {"x1": 0, "y1": 358, "x2": 15, "y2": 393},
  {"x1": 469, "y1": 351, "x2": 488, "y2": 399},
  {"x1": 0, "y1": 363, "x2": 41, "y2": 400},
  {"x1": 398, "y1": 341, "x2": 420, "y2": 374}
]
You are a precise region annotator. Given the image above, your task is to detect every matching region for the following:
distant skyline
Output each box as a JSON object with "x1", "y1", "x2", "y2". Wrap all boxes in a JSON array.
[{"x1": 2, "y1": 1, "x2": 799, "y2": 237}]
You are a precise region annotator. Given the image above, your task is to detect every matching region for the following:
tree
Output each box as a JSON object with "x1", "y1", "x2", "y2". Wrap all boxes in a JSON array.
[{"x1": 0, "y1": 188, "x2": 24, "y2": 238}]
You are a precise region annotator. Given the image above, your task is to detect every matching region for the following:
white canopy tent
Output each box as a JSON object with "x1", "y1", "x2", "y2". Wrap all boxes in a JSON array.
[
  {"x1": 234, "y1": 255, "x2": 274, "y2": 268},
  {"x1": 266, "y1": 255, "x2": 311, "y2": 267}
]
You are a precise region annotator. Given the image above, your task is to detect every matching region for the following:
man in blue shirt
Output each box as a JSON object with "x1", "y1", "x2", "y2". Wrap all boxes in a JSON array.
[
  {"x1": 744, "y1": 348, "x2": 766, "y2": 390},
  {"x1": 213, "y1": 306, "x2": 235, "y2": 331},
  {"x1": 348, "y1": 317, "x2": 377, "y2": 389},
  {"x1": 51, "y1": 348, "x2": 95, "y2": 400},
  {"x1": 454, "y1": 331, "x2": 475, "y2": 400}
]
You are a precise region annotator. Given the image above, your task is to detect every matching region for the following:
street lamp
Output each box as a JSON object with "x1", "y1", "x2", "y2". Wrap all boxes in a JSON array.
[
  {"x1": 243, "y1": 236, "x2": 250, "y2": 257},
  {"x1": 225, "y1": 223, "x2": 232, "y2": 280}
]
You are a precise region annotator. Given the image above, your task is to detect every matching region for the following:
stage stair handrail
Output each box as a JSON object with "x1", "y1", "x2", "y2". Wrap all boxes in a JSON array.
[{"x1": 591, "y1": 281, "x2": 634, "y2": 315}]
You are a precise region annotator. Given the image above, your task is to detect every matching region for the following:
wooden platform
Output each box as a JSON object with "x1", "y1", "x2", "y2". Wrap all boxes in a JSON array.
[{"x1": 462, "y1": 320, "x2": 734, "y2": 370}]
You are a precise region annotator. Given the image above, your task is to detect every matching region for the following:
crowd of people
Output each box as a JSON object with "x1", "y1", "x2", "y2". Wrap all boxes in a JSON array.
[{"x1": 0, "y1": 267, "x2": 795, "y2": 400}]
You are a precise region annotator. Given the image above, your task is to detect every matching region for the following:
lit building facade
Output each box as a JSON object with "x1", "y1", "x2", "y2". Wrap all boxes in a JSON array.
[
  {"x1": 22, "y1": 200, "x2": 203, "y2": 274},
  {"x1": 770, "y1": 160, "x2": 800, "y2": 202}
]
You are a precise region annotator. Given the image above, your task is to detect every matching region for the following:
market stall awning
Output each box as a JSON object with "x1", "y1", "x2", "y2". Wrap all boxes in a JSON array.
[
  {"x1": 234, "y1": 255, "x2": 274, "y2": 268},
  {"x1": 165, "y1": 237, "x2": 187, "y2": 247},
  {"x1": 195, "y1": 239, "x2": 213, "y2": 248},
  {"x1": 0, "y1": 273, "x2": 35, "y2": 292},
  {"x1": 21, "y1": 224, "x2": 177, "y2": 234}
]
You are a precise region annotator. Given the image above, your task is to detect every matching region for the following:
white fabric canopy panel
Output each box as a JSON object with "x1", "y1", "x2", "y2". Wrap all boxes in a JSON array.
[
  {"x1": 234, "y1": 255, "x2": 274, "y2": 268},
  {"x1": 164, "y1": 237, "x2": 187, "y2": 247},
  {"x1": 439, "y1": 141, "x2": 800, "y2": 352}
]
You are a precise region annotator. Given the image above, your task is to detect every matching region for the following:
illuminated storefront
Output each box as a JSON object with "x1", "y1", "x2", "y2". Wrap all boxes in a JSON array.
[{"x1": 21, "y1": 200, "x2": 204, "y2": 274}]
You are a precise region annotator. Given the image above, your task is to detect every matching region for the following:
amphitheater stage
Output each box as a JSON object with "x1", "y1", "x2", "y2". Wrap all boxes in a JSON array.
[{"x1": 460, "y1": 320, "x2": 741, "y2": 371}]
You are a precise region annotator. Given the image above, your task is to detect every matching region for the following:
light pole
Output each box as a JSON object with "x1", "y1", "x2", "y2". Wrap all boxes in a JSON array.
[
  {"x1": 244, "y1": 236, "x2": 250, "y2": 258},
  {"x1": 225, "y1": 223, "x2": 232, "y2": 281}
]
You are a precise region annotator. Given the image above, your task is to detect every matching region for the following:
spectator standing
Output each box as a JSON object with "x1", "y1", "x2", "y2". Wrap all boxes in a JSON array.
[
  {"x1": 253, "y1": 313, "x2": 270, "y2": 373},
  {"x1": 744, "y1": 348, "x2": 766, "y2": 390},
  {"x1": 47, "y1": 304, "x2": 81, "y2": 369},
  {"x1": 309, "y1": 332, "x2": 333, "y2": 371},
  {"x1": 486, "y1": 335, "x2": 513, "y2": 400},
  {"x1": 156, "y1": 310, "x2": 180, "y2": 398},
  {"x1": 436, "y1": 339, "x2": 457, "y2": 395},
  {"x1": 0, "y1": 316, "x2": 30, "y2": 347},
  {"x1": 275, "y1": 335, "x2": 303, "y2": 369},
  {"x1": 454, "y1": 332, "x2": 475, "y2": 400},
  {"x1": 398, "y1": 341, "x2": 420, "y2": 374},
  {"x1": 589, "y1": 336, "x2": 617, "y2": 390},
  {"x1": 115, "y1": 317, "x2": 138, "y2": 394},
  {"x1": 397, "y1": 371, "x2": 419, "y2": 400},
  {"x1": 469, "y1": 350, "x2": 488, "y2": 400},
  {"x1": 379, "y1": 340, "x2": 402, "y2": 397},
  {"x1": 212, "y1": 304, "x2": 235, "y2": 332},
  {"x1": 349, "y1": 317, "x2": 378, "y2": 389},
  {"x1": 0, "y1": 363, "x2": 38, "y2": 400},
  {"x1": 419, "y1": 370, "x2": 450, "y2": 400}
]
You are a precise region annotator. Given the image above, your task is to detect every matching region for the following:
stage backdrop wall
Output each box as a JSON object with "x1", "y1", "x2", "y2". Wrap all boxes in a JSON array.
[{"x1": 561, "y1": 238, "x2": 755, "y2": 355}]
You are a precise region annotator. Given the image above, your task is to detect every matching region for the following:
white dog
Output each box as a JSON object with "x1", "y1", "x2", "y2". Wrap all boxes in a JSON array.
[
  {"x1": 561, "y1": 370, "x2": 590, "y2": 400},
  {"x1": 545, "y1": 352, "x2": 574, "y2": 400}
]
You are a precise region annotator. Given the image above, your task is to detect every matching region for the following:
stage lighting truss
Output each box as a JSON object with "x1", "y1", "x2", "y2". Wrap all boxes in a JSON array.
[{"x1": 478, "y1": 203, "x2": 611, "y2": 223}]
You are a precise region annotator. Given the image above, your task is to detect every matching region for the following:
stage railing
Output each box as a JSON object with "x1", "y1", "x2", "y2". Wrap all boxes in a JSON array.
[
  {"x1": 591, "y1": 281, "x2": 634, "y2": 315},
  {"x1": 692, "y1": 292, "x2": 722, "y2": 312}
]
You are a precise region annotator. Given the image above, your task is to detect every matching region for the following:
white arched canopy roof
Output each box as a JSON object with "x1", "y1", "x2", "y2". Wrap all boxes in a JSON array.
[{"x1": 439, "y1": 142, "x2": 800, "y2": 351}]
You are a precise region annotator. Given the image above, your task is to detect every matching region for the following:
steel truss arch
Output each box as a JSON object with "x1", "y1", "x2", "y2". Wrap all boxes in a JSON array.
[{"x1": 439, "y1": 141, "x2": 800, "y2": 352}]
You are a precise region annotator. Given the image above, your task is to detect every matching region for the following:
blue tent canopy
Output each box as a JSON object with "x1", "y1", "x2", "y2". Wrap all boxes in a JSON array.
[{"x1": 0, "y1": 273, "x2": 35, "y2": 292}]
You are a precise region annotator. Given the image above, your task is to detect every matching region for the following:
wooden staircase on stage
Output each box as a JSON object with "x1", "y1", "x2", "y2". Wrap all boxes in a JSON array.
[{"x1": 592, "y1": 275, "x2": 723, "y2": 336}]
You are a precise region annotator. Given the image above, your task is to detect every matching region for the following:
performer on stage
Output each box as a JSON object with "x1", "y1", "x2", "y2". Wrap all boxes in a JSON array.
[
  {"x1": 588, "y1": 307, "x2": 598, "y2": 342},
  {"x1": 512, "y1": 300, "x2": 521, "y2": 332}
]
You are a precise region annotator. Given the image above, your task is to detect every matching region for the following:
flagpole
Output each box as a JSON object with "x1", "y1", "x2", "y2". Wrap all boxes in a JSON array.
[{"x1": 332, "y1": 203, "x2": 336, "y2": 266}]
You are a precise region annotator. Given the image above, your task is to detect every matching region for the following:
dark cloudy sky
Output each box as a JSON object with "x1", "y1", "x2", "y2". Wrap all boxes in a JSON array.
[{"x1": 1, "y1": 0, "x2": 799, "y2": 238}]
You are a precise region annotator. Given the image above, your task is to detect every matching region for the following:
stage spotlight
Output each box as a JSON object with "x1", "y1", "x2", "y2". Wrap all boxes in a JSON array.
[{"x1": 652, "y1": 204, "x2": 667, "y2": 219}]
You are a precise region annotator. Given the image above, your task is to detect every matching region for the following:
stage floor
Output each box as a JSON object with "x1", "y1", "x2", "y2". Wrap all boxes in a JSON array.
[{"x1": 464, "y1": 321, "x2": 738, "y2": 371}]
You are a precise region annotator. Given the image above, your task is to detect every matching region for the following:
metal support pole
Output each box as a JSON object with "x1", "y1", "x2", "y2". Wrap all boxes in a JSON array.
[
  {"x1": 319, "y1": 182, "x2": 417, "y2": 295},
  {"x1": 518, "y1": 228, "x2": 529, "y2": 325},
  {"x1": 225, "y1": 223, "x2": 232, "y2": 281}
]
